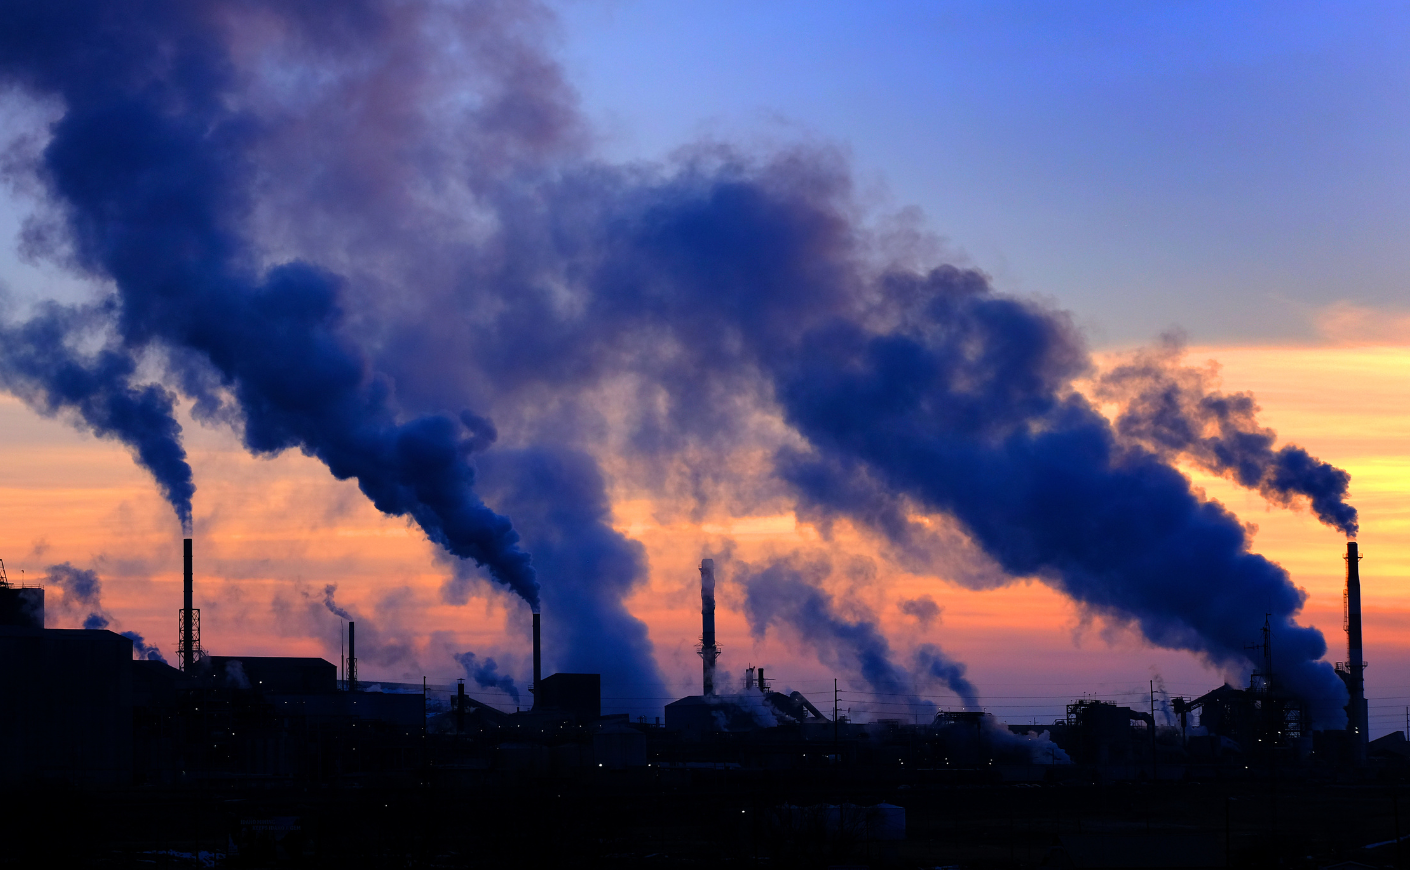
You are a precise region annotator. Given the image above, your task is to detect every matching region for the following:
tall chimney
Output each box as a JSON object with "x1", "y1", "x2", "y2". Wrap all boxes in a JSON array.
[
  {"x1": 699, "y1": 559, "x2": 719, "y2": 695},
  {"x1": 347, "y1": 620, "x2": 358, "y2": 692},
  {"x1": 178, "y1": 537, "x2": 199, "y2": 671},
  {"x1": 531, "y1": 611, "x2": 542, "y2": 708},
  {"x1": 1346, "y1": 541, "x2": 1368, "y2": 762}
]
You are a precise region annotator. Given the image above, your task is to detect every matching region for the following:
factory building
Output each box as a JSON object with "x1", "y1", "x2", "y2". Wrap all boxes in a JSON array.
[
  {"x1": 666, "y1": 560, "x2": 830, "y2": 739},
  {"x1": 0, "y1": 540, "x2": 1395, "y2": 791}
]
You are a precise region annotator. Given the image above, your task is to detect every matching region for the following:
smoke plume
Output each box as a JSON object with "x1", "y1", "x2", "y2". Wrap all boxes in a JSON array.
[
  {"x1": 1097, "y1": 336, "x2": 1358, "y2": 535},
  {"x1": 317, "y1": 584, "x2": 415, "y2": 673},
  {"x1": 43, "y1": 562, "x2": 108, "y2": 629},
  {"x1": 322, "y1": 584, "x2": 353, "y2": 622},
  {"x1": 0, "y1": 306, "x2": 195, "y2": 531},
  {"x1": 0, "y1": 1, "x2": 537, "y2": 608},
  {"x1": 0, "y1": 1, "x2": 1354, "y2": 722},
  {"x1": 41, "y1": 562, "x2": 168, "y2": 661},
  {"x1": 935, "y1": 713, "x2": 1072, "y2": 765},
  {"x1": 914, "y1": 643, "x2": 980, "y2": 709},
  {"x1": 454, "y1": 651, "x2": 521, "y2": 704},
  {"x1": 766, "y1": 270, "x2": 1347, "y2": 723},
  {"x1": 899, "y1": 595, "x2": 941, "y2": 626},
  {"x1": 470, "y1": 448, "x2": 666, "y2": 717},
  {"x1": 121, "y1": 630, "x2": 167, "y2": 663},
  {"x1": 740, "y1": 556, "x2": 976, "y2": 715}
]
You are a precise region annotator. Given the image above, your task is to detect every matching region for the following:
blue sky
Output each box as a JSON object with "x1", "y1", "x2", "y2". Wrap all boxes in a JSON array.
[{"x1": 553, "y1": 1, "x2": 1410, "y2": 347}]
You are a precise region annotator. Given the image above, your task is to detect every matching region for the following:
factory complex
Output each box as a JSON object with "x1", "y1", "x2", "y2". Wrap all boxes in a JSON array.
[{"x1": 0, "y1": 542, "x2": 1404, "y2": 868}]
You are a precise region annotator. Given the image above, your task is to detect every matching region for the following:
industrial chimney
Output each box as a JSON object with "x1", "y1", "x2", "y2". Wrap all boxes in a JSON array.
[
  {"x1": 347, "y1": 620, "x2": 358, "y2": 692},
  {"x1": 531, "y1": 610, "x2": 542, "y2": 709},
  {"x1": 1344, "y1": 541, "x2": 1368, "y2": 762},
  {"x1": 177, "y1": 538, "x2": 201, "y2": 670},
  {"x1": 698, "y1": 559, "x2": 719, "y2": 695}
]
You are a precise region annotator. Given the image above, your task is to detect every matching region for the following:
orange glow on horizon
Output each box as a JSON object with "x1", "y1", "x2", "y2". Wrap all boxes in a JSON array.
[{"x1": 1, "y1": 340, "x2": 1407, "y2": 729}]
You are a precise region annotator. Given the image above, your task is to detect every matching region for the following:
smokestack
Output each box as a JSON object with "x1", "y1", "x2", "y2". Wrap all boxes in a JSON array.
[
  {"x1": 531, "y1": 611, "x2": 541, "y2": 708},
  {"x1": 178, "y1": 537, "x2": 200, "y2": 671},
  {"x1": 1345, "y1": 541, "x2": 1368, "y2": 762},
  {"x1": 699, "y1": 559, "x2": 719, "y2": 695},
  {"x1": 347, "y1": 620, "x2": 358, "y2": 692}
]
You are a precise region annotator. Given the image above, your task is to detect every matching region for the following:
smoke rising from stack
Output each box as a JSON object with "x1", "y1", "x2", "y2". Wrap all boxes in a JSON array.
[
  {"x1": 0, "y1": 306, "x2": 195, "y2": 532},
  {"x1": 0, "y1": 1, "x2": 1356, "y2": 720},
  {"x1": 42, "y1": 562, "x2": 107, "y2": 629},
  {"x1": 914, "y1": 644, "x2": 980, "y2": 709},
  {"x1": 121, "y1": 630, "x2": 167, "y2": 663},
  {"x1": 42, "y1": 562, "x2": 168, "y2": 661},
  {"x1": 741, "y1": 556, "x2": 977, "y2": 712},
  {"x1": 470, "y1": 448, "x2": 665, "y2": 714},
  {"x1": 322, "y1": 585, "x2": 353, "y2": 622},
  {"x1": 1097, "y1": 336, "x2": 1358, "y2": 535},
  {"x1": 311, "y1": 584, "x2": 419, "y2": 679},
  {"x1": 454, "y1": 651, "x2": 521, "y2": 703},
  {"x1": 0, "y1": 1, "x2": 538, "y2": 609}
]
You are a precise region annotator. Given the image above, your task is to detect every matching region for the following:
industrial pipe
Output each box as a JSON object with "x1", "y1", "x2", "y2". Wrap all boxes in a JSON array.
[
  {"x1": 348, "y1": 620, "x2": 358, "y2": 692},
  {"x1": 700, "y1": 559, "x2": 719, "y2": 695},
  {"x1": 532, "y1": 611, "x2": 542, "y2": 708},
  {"x1": 1347, "y1": 541, "x2": 1367, "y2": 763},
  {"x1": 181, "y1": 537, "x2": 194, "y2": 671}
]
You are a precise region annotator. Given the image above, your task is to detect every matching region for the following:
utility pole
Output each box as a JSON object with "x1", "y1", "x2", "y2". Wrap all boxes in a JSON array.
[{"x1": 834, "y1": 679, "x2": 839, "y2": 745}]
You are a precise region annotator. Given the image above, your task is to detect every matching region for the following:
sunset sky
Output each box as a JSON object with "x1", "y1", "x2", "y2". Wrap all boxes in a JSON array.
[{"x1": 0, "y1": 1, "x2": 1407, "y2": 735}]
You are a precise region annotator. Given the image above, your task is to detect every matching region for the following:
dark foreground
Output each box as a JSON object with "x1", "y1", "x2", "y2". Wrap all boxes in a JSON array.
[{"x1": 6, "y1": 768, "x2": 1408, "y2": 869}]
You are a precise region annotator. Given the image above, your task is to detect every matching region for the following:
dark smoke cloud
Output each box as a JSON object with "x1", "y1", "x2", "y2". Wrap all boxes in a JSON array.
[
  {"x1": 471, "y1": 447, "x2": 666, "y2": 717},
  {"x1": 314, "y1": 583, "x2": 416, "y2": 672},
  {"x1": 322, "y1": 584, "x2": 353, "y2": 622},
  {"x1": 914, "y1": 643, "x2": 979, "y2": 709},
  {"x1": 769, "y1": 269, "x2": 1346, "y2": 723},
  {"x1": 0, "y1": 304, "x2": 195, "y2": 531},
  {"x1": 42, "y1": 562, "x2": 168, "y2": 661},
  {"x1": 0, "y1": 0, "x2": 1352, "y2": 722},
  {"x1": 740, "y1": 556, "x2": 976, "y2": 714},
  {"x1": 899, "y1": 595, "x2": 941, "y2": 625},
  {"x1": 0, "y1": 0, "x2": 538, "y2": 609},
  {"x1": 1097, "y1": 336, "x2": 1358, "y2": 535},
  {"x1": 454, "y1": 651, "x2": 520, "y2": 704},
  {"x1": 43, "y1": 561, "x2": 108, "y2": 629},
  {"x1": 121, "y1": 630, "x2": 167, "y2": 663}
]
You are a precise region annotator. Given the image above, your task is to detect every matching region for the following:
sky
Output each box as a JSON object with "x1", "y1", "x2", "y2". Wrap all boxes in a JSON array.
[
  {"x1": 0, "y1": 1, "x2": 1407, "y2": 734},
  {"x1": 556, "y1": 0, "x2": 1410, "y2": 345}
]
